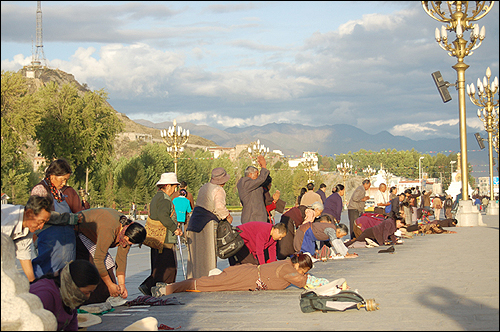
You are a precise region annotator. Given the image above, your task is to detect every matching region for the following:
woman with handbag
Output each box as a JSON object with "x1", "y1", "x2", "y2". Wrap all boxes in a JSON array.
[
  {"x1": 186, "y1": 167, "x2": 233, "y2": 279},
  {"x1": 139, "y1": 173, "x2": 182, "y2": 296}
]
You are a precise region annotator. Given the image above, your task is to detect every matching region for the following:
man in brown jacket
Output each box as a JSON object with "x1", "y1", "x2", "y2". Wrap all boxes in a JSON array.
[
  {"x1": 237, "y1": 155, "x2": 270, "y2": 224},
  {"x1": 346, "y1": 179, "x2": 371, "y2": 239}
]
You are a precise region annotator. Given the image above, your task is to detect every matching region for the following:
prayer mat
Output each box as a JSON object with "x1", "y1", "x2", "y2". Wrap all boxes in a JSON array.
[{"x1": 125, "y1": 295, "x2": 184, "y2": 306}]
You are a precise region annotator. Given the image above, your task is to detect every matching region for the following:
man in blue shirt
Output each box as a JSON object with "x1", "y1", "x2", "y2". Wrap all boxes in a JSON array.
[{"x1": 172, "y1": 189, "x2": 192, "y2": 235}]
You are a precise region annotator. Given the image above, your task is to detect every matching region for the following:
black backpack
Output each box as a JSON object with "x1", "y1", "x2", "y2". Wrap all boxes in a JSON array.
[
  {"x1": 300, "y1": 290, "x2": 376, "y2": 313},
  {"x1": 216, "y1": 219, "x2": 245, "y2": 259}
]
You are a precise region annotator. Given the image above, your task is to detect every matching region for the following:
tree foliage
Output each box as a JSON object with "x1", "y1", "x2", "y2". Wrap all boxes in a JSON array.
[
  {"x1": 1, "y1": 71, "x2": 42, "y2": 195},
  {"x1": 34, "y1": 82, "x2": 123, "y2": 181}
]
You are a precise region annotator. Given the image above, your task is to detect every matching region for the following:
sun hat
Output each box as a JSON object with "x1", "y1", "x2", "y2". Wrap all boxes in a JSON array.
[
  {"x1": 210, "y1": 167, "x2": 230, "y2": 185},
  {"x1": 77, "y1": 313, "x2": 102, "y2": 328},
  {"x1": 123, "y1": 317, "x2": 158, "y2": 331},
  {"x1": 156, "y1": 172, "x2": 180, "y2": 186}
]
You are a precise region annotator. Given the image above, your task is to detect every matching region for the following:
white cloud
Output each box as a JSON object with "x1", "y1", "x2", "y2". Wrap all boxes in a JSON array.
[
  {"x1": 207, "y1": 110, "x2": 305, "y2": 128},
  {"x1": 50, "y1": 43, "x2": 185, "y2": 98},
  {"x1": 1, "y1": 54, "x2": 31, "y2": 70}
]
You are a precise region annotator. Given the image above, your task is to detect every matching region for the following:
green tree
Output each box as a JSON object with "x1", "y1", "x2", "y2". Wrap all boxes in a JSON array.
[
  {"x1": 34, "y1": 82, "x2": 123, "y2": 184},
  {"x1": 1, "y1": 71, "x2": 41, "y2": 193}
]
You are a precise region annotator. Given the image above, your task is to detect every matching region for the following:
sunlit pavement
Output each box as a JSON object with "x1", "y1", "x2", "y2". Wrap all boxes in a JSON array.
[{"x1": 89, "y1": 211, "x2": 499, "y2": 331}]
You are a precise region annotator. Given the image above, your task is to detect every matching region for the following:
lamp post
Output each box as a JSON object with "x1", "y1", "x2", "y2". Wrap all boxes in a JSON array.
[
  {"x1": 160, "y1": 119, "x2": 189, "y2": 175},
  {"x1": 303, "y1": 158, "x2": 317, "y2": 184},
  {"x1": 363, "y1": 165, "x2": 377, "y2": 182},
  {"x1": 422, "y1": 1, "x2": 494, "y2": 202},
  {"x1": 337, "y1": 159, "x2": 352, "y2": 205},
  {"x1": 247, "y1": 139, "x2": 269, "y2": 169},
  {"x1": 450, "y1": 160, "x2": 457, "y2": 182},
  {"x1": 467, "y1": 67, "x2": 499, "y2": 215},
  {"x1": 419, "y1": 156, "x2": 425, "y2": 191}
]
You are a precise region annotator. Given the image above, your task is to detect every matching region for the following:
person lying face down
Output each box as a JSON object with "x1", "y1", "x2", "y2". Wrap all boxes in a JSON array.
[{"x1": 151, "y1": 253, "x2": 314, "y2": 296}]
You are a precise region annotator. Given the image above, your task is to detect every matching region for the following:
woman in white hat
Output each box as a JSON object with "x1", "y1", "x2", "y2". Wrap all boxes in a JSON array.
[
  {"x1": 186, "y1": 167, "x2": 233, "y2": 279},
  {"x1": 139, "y1": 172, "x2": 182, "y2": 296}
]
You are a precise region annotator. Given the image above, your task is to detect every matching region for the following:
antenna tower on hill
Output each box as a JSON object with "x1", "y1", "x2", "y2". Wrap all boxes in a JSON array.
[{"x1": 31, "y1": 1, "x2": 47, "y2": 67}]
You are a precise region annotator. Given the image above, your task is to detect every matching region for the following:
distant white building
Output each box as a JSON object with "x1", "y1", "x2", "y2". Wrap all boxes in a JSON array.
[
  {"x1": 1, "y1": 193, "x2": 10, "y2": 205},
  {"x1": 288, "y1": 152, "x2": 318, "y2": 171}
]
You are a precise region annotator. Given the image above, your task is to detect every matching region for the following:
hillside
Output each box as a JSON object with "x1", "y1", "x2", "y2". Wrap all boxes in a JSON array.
[{"x1": 18, "y1": 67, "x2": 217, "y2": 159}]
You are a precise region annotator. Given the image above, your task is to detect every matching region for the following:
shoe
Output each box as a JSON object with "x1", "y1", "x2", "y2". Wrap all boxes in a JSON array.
[
  {"x1": 365, "y1": 238, "x2": 379, "y2": 247},
  {"x1": 138, "y1": 284, "x2": 152, "y2": 296},
  {"x1": 378, "y1": 245, "x2": 395, "y2": 253},
  {"x1": 151, "y1": 285, "x2": 165, "y2": 298},
  {"x1": 156, "y1": 282, "x2": 168, "y2": 288}
]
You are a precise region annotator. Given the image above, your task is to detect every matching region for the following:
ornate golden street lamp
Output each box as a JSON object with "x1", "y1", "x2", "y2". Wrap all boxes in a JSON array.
[
  {"x1": 337, "y1": 159, "x2": 352, "y2": 205},
  {"x1": 467, "y1": 67, "x2": 499, "y2": 214},
  {"x1": 422, "y1": 1, "x2": 494, "y2": 201},
  {"x1": 247, "y1": 139, "x2": 269, "y2": 169},
  {"x1": 302, "y1": 158, "x2": 317, "y2": 184},
  {"x1": 160, "y1": 119, "x2": 189, "y2": 175},
  {"x1": 363, "y1": 165, "x2": 377, "y2": 181}
]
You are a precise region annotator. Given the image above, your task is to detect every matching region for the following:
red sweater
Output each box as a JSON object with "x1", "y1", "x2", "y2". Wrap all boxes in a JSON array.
[{"x1": 236, "y1": 222, "x2": 276, "y2": 265}]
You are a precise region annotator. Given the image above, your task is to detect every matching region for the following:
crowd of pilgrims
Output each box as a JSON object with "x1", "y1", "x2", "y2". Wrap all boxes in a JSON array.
[{"x1": 1, "y1": 157, "x2": 458, "y2": 330}]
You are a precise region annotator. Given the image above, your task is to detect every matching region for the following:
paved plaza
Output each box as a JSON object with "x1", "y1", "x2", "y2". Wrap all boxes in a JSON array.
[{"x1": 86, "y1": 211, "x2": 498, "y2": 331}]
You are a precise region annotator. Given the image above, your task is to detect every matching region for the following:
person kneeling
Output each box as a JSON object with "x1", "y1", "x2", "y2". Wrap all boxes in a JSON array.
[
  {"x1": 229, "y1": 222, "x2": 287, "y2": 266},
  {"x1": 29, "y1": 260, "x2": 100, "y2": 331},
  {"x1": 329, "y1": 223, "x2": 358, "y2": 259}
]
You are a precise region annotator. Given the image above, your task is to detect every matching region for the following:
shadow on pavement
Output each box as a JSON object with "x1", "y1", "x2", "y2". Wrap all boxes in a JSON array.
[{"x1": 417, "y1": 286, "x2": 499, "y2": 330}]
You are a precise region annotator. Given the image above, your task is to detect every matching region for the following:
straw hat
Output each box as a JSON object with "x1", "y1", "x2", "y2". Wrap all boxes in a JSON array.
[
  {"x1": 123, "y1": 317, "x2": 159, "y2": 331},
  {"x1": 77, "y1": 313, "x2": 102, "y2": 328},
  {"x1": 210, "y1": 167, "x2": 230, "y2": 185},
  {"x1": 156, "y1": 173, "x2": 180, "y2": 186}
]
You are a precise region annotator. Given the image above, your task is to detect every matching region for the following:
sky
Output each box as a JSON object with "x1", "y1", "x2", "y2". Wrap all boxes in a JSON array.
[{"x1": 1, "y1": 1, "x2": 499, "y2": 144}]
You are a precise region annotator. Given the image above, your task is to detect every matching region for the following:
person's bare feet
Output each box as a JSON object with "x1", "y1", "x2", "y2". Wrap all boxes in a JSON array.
[{"x1": 345, "y1": 253, "x2": 358, "y2": 258}]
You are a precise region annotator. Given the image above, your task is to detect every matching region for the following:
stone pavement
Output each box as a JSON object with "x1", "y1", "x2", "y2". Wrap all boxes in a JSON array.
[{"x1": 88, "y1": 212, "x2": 499, "y2": 331}]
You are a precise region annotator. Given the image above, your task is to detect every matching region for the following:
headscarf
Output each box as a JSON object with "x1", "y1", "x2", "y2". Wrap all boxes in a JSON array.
[
  {"x1": 44, "y1": 176, "x2": 63, "y2": 203},
  {"x1": 60, "y1": 262, "x2": 88, "y2": 309},
  {"x1": 117, "y1": 221, "x2": 135, "y2": 248}
]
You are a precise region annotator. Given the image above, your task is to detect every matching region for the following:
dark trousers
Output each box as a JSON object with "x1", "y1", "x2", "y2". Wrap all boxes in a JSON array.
[
  {"x1": 228, "y1": 244, "x2": 268, "y2": 266},
  {"x1": 347, "y1": 209, "x2": 361, "y2": 239},
  {"x1": 277, "y1": 217, "x2": 296, "y2": 260},
  {"x1": 140, "y1": 247, "x2": 177, "y2": 291},
  {"x1": 344, "y1": 228, "x2": 375, "y2": 248},
  {"x1": 75, "y1": 235, "x2": 116, "y2": 305}
]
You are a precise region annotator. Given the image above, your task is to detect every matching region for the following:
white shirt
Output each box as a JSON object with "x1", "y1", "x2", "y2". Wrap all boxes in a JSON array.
[
  {"x1": 1, "y1": 204, "x2": 32, "y2": 260},
  {"x1": 374, "y1": 190, "x2": 389, "y2": 207}
]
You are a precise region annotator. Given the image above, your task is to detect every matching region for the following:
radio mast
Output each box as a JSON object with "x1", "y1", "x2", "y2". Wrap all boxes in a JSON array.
[{"x1": 31, "y1": 1, "x2": 46, "y2": 67}]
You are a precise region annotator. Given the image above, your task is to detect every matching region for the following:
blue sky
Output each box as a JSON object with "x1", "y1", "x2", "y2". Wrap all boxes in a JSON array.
[{"x1": 1, "y1": 1, "x2": 499, "y2": 144}]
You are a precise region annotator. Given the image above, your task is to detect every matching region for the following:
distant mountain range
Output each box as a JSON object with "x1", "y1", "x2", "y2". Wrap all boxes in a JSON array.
[{"x1": 134, "y1": 119, "x2": 487, "y2": 159}]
